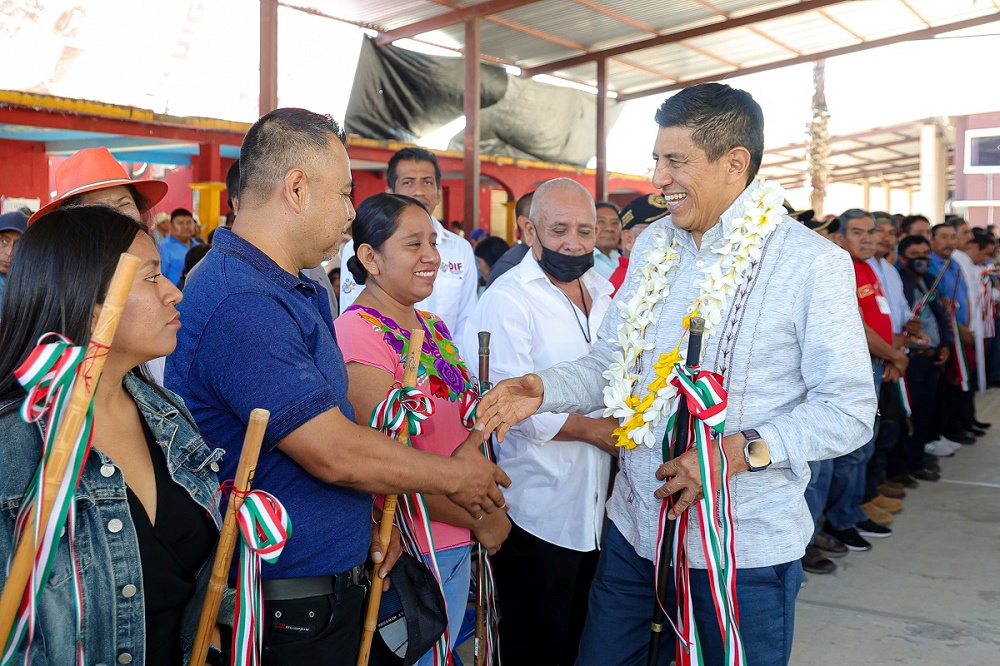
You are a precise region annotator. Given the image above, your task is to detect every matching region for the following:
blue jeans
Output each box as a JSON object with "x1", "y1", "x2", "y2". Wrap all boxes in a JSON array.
[
  {"x1": 417, "y1": 544, "x2": 472, "y2": 666},
  {"x1": 826, "y1": 361, "x2": 882, "y2": 530},
  {"x1": 804, "y1": 459, "x2": 833, "y2": 537},
  {"x1": 576, "y1": 523, "x2": 803, "y2": 666}
]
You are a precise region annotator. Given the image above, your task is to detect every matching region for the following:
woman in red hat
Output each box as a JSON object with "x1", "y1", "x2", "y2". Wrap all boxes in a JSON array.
[{"x1": 28, "y1": 147, "x2": 168, "y2": 228}]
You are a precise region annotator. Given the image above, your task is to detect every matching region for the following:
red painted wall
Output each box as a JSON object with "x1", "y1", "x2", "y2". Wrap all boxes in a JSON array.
[{"x1": 0, "y1": 139, "x2": 50, "y2": 203}]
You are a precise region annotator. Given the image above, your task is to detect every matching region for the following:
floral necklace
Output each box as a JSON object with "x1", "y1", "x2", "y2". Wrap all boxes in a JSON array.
[
  {"x1": 602, "y1": 179, "x2": 786, "y2": 449},
  {"x1": 346, "y1": 305, "x2": 475, "y2": 403}
]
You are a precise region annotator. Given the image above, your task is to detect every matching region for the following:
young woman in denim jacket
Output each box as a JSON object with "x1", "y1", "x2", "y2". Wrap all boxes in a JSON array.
[{"x1": 0, "y1": 206, "x2": 231, "y2": 666}]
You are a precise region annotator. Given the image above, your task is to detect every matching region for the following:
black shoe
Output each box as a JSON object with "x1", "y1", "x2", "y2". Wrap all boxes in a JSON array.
[
  {"x1": 964, "y1": 427, "x2": 987, "y2": 437},
  {"x1": 802, "y1": 546, "x2": 837, "y2": 574},
  {"x1": 812, "y1": 532, "x2": 848, "y2": 558},
  {"x1": 973, "y1": 419, "x2": 991, "y2": 429},
  {"x1": 922, "y1": 459, "x2": 942, "y2": 473},
  {"x1": 888, "y1": 474, "x2": 919, "y2": 489},
  {"x1": 943, "y1": 431, "x2": 976, "y2": 445},
  {"x1": 914, "y1": 468, "x2": 941, "y2": 482},
  {"x1": 823, "y1": 524, "x2": 872, "y2": 551},
  {"x1": 857, "y1": 519, "x2": 893, "y2": 538}
]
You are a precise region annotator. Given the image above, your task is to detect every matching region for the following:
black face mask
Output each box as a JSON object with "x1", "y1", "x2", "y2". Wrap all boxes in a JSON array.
[
  {"x1": 538, "y1": 246, "x2": 594, "y2": 282},
  {"x1": 908, "y1": 257, "x2": 930, "y2": 275}
]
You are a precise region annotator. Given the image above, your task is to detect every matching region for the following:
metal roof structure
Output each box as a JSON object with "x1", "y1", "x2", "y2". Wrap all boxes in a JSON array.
[
  {"x1": 759, "y1": 120, "x2": 955, "y2": 192},
  {"x1": 286, "y1": 0, "x2": 1000, "y2": 102}
]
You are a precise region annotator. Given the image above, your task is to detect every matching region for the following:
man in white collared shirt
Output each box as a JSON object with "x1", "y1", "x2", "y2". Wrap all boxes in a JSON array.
[
  {"x1": 592, "y1": 200, "x2": 622, "y2": 279},
  {"x1": 462, "y1": 178, "x2": 618, "y2": 666},
  {"x1": 339, "y1": 148, "x2": 478, "y2": 349}
]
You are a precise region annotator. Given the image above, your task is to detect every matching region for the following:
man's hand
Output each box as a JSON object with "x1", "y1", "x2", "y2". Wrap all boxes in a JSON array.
[
  {"x1": 904, "y1": 317, "x2": 923, "y2": 337},
  {"x1": 908, "y1": 332, "x2": 931, "y2": 348},
  {"x1": 934, "y1": 346, "x2": 951, "y2": 366},
  {"x1": 890, "y1": 349, "x2": 909, "y2": 374},
  {"x1": 473, "y1": 508, "x2": 511, "y2": 555},
  {"x1": 585, "y1": 416, "x2": 621, "y2": 457},
  {"x1": 652, "y1": 433, "x2": 746, "y2": 520},
  {"x1": 477, "y1": 374, "x2": 544, "y2": 442},
  {"x1": 447, "y1": 424, "x2": 512, "y2": 520},
  {"x1": 369, "y1": 521, "x2": 402, "y2": 591},
  {"x1": 959, "y1": 323, "x2": 974, "y2": 346},
  {"x1": 882, "y1": 363, "x2": 903, "y2": 382}
]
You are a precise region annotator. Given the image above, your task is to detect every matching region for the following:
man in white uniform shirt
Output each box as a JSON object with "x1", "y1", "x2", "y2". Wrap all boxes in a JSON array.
[
  {"x1": 340, "y1": 148, "x2": 477, "y2": 348},
  {"x1": 462, "y1": 178, "x2": 618, "y2": 666}
]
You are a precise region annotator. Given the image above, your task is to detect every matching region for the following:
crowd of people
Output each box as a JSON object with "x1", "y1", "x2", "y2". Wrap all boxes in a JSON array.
[{"x1": 0, "y1": 80, "x2": 990, "y2": 666}]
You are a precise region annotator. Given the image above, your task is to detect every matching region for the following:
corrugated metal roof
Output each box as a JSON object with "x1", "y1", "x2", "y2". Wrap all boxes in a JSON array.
[{"x1": 315, "y1": 0, "x2": 1000, "y2": 100}]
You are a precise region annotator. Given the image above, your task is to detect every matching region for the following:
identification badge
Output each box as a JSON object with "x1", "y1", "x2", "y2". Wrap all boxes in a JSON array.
[{"x1": 876, "y1": 295, "x2": 891, "y2": 315}]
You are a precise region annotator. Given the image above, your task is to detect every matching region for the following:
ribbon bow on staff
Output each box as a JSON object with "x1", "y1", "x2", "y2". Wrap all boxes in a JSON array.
[
  {"x1": 655, "y1": 365, "x2": 745, "y2": 666},
  {"x1": 369, "y1": 385, "x2": 435, "y2": 437}
]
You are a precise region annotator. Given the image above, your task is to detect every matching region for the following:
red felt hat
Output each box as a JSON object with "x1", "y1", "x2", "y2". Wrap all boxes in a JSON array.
[{"x1": 28, "y1": 147, "x2": 168, "y2": 225}]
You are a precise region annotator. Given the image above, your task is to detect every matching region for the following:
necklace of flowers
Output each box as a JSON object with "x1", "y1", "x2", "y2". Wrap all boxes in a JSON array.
[{"x1": 602, "y1": 179, "x2": 786, "y2": 449}]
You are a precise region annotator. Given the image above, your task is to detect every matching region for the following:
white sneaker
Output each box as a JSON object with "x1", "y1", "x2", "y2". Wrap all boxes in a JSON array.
[
  {"x1": 924, "y1": 440, "x2": 957, "y2": 457},
  {"x1": 937, "y1": 437, "x2": 965, "y2": 452}
]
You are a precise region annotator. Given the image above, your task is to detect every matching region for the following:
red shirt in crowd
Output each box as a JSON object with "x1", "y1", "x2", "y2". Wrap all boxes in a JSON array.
[
  {"x1": 609, "y1": 256, "x2": 629, "y2": 296},
  {"x1": 853, "y1": 258, "x2": 893, "y2": 345}
]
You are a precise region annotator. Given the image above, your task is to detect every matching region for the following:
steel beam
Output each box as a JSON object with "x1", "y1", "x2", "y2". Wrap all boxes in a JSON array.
[{"x1": 376, "y1": 0, "x2": 541, "y2": 46}]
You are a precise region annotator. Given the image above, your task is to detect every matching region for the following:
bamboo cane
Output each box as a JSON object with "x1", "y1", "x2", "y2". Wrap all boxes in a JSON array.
[
  {"x1": 357, "y1": 329, "x2": 426, "y2": 666},
  {"x1": 0, "y1": 252, "x2": 141, "y2": 647},
  {"x1": 189, "y1": 408, "x2": 271, "y2": 665},
  {"x1": 475, "y1": 331, "x2": 492, "y2": 666}
]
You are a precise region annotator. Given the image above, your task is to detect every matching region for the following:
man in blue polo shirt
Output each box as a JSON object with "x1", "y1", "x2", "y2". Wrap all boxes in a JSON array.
[
  {"x1": 158, "y1": 207, "x2": 196, "y2": 285},
  {"x1": 165, "y1": 108, "x2": 510, "y2": 665}
]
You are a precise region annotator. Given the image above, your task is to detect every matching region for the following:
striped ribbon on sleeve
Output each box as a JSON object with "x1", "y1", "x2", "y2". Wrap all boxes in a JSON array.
[
  {"x1": 231, "y1": 490, "x2": 292, "y2": 666},
  {"x1": 654, "y1": 366, "x2": 745, "y2": 666},
  {"x1": 2, "y1": 334, "x2": 97, "y2": 666}
]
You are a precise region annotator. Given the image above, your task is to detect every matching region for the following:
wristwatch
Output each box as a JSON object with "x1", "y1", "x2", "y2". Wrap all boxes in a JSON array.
[{"x1": 739, "y1": 429, "x2": 771, "y2": 472}]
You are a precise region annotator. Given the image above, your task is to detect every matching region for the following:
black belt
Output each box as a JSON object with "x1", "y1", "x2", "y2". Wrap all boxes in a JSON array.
[{"x1": 262, "y1": 565, "x2": 369, "y2": 601}]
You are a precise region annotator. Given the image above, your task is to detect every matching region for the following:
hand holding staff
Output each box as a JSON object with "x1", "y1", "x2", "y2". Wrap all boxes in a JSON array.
[
  {"x1": 190, "y1": 408, "x2": 271, "y2": 666},
  {"x1": 0, "y1": 252, "x2": 140, "y2": 648},
  {"x1": 357, "y1": 329, "x2": 426, "y2": 666}
]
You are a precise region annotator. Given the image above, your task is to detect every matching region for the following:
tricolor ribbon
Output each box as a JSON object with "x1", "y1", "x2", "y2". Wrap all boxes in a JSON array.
[
  {"x1": 459, "y1": 386, "x2": 479, "y2": 429},
  {"x1": 655, "y1": 366, "x2": 745, "y2": 666},
  {"x1": 232, "y1": 490, "x2": 292, "y2": 666},
  {"x1": 368, "y1": 385, "x2": 435, "y2": 437},
  {"x1": 950, "y1": 311, "x2": 970, "y2": 392},
  {"x1": 2, "y1": 334, "x2": 96, "y2": 666},
  {"x1": 982, "y1": 268, "x2": 996, "y2": 339},
  {"x1": 897, "y1": 378, "x2": 912, "y2": 419}
]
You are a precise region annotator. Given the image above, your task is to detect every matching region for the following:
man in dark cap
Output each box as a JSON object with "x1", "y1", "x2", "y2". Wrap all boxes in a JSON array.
[
  {"x1": 0, "y1": 210, "x2": 28, "y2": 303},
  {"x1": 609, "y1": 193, "x2": 670, "y2": 294}
]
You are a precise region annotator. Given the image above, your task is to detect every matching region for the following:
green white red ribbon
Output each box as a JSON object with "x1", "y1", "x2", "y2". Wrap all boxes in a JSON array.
[
  {"x1": 950, "y1": 310, "x2": 970, "y2": 391},
  {"x1": 2, "y1": 334, "x2": 97, "y2": 666},
  {"x1": 897, "y1": 378, "x2": 912, "y2": 418},
  {"x1": 232, "y1": 490, "x2": 292, "y2": 666},
  {"x1": 655, "y1": 365, "x2": 745, "y2": 666},
  {"x1": 369, "y1": 385, "x2": 435, "y2": 437},
  {"x1": 459, "y1": 387, "x2": 479, "y2": 429}
]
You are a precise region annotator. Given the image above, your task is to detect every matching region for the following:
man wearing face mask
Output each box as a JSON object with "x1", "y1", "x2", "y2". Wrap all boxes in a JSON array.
[
  {"x1": 891, "y1": 235, "x2": 953, "y2": 476},
  {"x1": 461, "y1": 178, "x2": 618, "y2": 666}
]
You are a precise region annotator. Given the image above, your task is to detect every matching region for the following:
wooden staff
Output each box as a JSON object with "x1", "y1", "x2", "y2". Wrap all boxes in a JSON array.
[
  {"x1": 357, "y1": 328, "x2": 426, "y2": 666},
  {"x1": 0, "y1": 252, "x2": 140, "y2": 646},
  {"x1": 475, "y1": 331, "x2": 492, "y2": 666},
  {"x1": 189, "y1": 408, "x2": 271, "y2": 665},
  {"x1": 647, "y1": 317, "x2": 705, "y2": 666}
]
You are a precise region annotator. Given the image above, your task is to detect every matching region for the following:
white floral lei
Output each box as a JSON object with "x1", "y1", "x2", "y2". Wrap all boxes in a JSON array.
[{"x1": 602, "y1": 179, "x2": 787, "y2": 449}]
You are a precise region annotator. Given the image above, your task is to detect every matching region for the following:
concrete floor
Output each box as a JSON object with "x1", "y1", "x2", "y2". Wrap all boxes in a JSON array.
[
  {"x1": 456, "y1": 394, "x2": 1000, "y2": 665},
  {"x1": 792, "y1": 390, "x2": 1000, "y2": 665}
]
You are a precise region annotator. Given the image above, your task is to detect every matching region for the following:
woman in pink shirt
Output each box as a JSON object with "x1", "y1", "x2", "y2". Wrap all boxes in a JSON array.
[{"x1": 335, "y1": 192, "x2": 510, "y2": 664}]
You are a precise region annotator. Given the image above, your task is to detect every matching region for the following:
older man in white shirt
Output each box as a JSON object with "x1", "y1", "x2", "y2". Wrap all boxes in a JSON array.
[
  {"x1": 340, "y1": 147, "x2": 477, "y2": 349},
  {"x1": 462, "y1": 178, "x2": 617, "y2": 666},
  {"x1": 477, "y1": 83, "x2": 875, "y2": 666}
]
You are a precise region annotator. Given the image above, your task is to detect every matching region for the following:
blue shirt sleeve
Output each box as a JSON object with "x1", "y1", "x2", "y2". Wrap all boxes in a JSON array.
[{"x1": 194, "y1": 292, "x2": 342, "y2": 449}]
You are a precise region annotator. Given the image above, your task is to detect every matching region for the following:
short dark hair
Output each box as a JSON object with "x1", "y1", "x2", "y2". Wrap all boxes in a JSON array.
[
  {"x1": 837, "y1": 208, "x2": 872, "y2": 232},
  {"x1": 226, "y1": 160, "x2": 241, "y2": 210},
  {"x1": 346, "y1": 192, "x2": 426, "y2": 285},
  {"x1": 170, "y1": 208, "x2": 193, "y2": 221},
  {"x1": 931, "y1": 223, "x2": 954, "y2": 239},
  {"x1": 474, "y1": 236, "x2": 510, "y2": 268},
  {"x1": 515, "y1": 191, "x2": 535, "y2": 219},
  {"x1": 0, "y1": 206, "x2": 146, "y2": 399},
  {"x1": 240, "y1": 108, "x2": 347, "y2": 206},
  {"x1": 387, "y1": 147, "x2": 441, "y2": 191},
  {"x1": 970, "y1": 230, "x2": 997, "y2": 250},
  {"x1": 897, "y1": 234, "x2": 930, "y2": 256},
  {"x1": 654, "y1": 82, "x2": 764, "y2": 185},
  {"x1": 595, "y1": 201, "x2": 621, "y2": 217},
  {"x1": 947, "y1": 215, "x2": 968, "y2": 229},
  {"x1": 901, "y1": 214, "x2": 930, "y2": 235}
]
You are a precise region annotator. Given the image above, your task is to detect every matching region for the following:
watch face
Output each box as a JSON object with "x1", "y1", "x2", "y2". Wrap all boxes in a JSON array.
[{"x1": 747, "y1": 440, "x2": 770, "y2": 468}]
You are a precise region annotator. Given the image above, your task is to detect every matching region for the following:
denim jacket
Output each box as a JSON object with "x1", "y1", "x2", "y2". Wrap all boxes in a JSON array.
[{"x1": 0, "y1": 373, "x2": 231, "y2": 665}]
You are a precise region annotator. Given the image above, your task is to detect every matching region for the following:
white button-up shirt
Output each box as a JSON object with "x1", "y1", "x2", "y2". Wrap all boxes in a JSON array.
[
  {"x1": 462, "y1": 251, "x2": 613, "y2": 552},
  {"x1": 339, "y1": 216, "x2": 478, "y2": 355},
  {"x1": 537, "y1": 184, "x2": 876, "y2": 568}
]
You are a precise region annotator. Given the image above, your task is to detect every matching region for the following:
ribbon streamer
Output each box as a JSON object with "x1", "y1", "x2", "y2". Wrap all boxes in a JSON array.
[
  {"x1": 2, "y1": 335, "x2": 93, "y2": 666},
  {"x1": 231, "y1": 490, "x2": 292, "y2": 666},
  {"x1": 654, "y1": 365, "x2": 745, "y2": 666}
]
